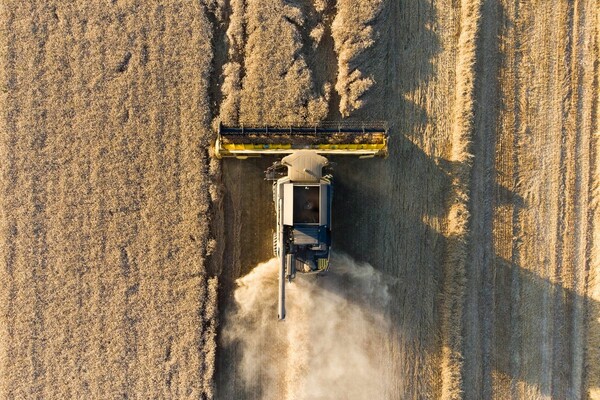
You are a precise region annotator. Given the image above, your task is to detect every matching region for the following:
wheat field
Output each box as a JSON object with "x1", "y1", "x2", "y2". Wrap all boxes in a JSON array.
[
  {"x1": 0, "y1": 2, "x2": 219, "y2": 398},
  {"x1": 1, "y1": 0, "x2": 598, "y2": 399}
]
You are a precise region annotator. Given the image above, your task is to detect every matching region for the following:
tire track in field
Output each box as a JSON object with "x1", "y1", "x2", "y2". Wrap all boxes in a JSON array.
[
  {"x1": 551, "y1": 2, "x2": 577, "y2": 396},
  {"x1": 491, "y1": 3, "x2": 528, "y2": 398},
  {"x1": 553, "y1": 0, "x2": 584, "y2": 396},
  {"x1": 463, "y1": 0, "x2": 499, "y2": 396},
  {"x1": 492, "y1": 0, "x2": 526, "y2": 396},
  {"x1": 564, "y1": 1, "x2": 595, "y2": 397},
  {"x1": 554, "y1": 2, "x2": 598, "y2": 396},
  {"x1": 579, "y1": 1, "x2": 599, "y2": 397},
  {"x1": 584, "y1": 4, "x2": 600, "y2": 397},
  {"x1": 539, "y1": 3, "x2": 561, "y2": 393},
  {"x1": 506, "y1": 1, "x2": 527, "y2": 395},
  {"x1": 548, "y1": 0, "x2": 595, "y2": 396}
]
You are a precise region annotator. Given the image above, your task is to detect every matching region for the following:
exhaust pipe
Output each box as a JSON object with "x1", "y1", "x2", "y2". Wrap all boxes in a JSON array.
[
  {"x1": 278, "y1": 203, "x2": 286, "y2": 320},
  {"x1": 278, "y1": 246, "x2": 286, "y2": 320}
]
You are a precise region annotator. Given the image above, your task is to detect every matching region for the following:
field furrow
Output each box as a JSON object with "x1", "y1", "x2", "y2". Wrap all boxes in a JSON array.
[{"x1": 463, "y1": 0, "x2": 500, "y2": 396}]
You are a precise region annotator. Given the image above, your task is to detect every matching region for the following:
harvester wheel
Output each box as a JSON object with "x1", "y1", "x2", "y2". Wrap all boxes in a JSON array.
[{"x1": 272, "y1": 232, "x2": 278, "y2": 257}]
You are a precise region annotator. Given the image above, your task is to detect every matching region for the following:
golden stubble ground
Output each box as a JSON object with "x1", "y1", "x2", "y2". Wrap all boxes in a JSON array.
[
  {"x1": 215, "y1": 0, "x2": 599, "y2": 399},
  {"x1": 464, "y1": 1, "x2": 599, "y2": 398},
  {"x1": 1, "y1": 0, "x2": 598, "y2": 399}
]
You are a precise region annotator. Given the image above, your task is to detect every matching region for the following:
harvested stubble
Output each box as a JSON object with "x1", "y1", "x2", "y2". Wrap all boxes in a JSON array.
[
  {"x1": 215, "y1": 0, "x2": 600, "y2": 399},
  {"x1": 461, "y1": 0, "x2": 600, "y2": 398}
]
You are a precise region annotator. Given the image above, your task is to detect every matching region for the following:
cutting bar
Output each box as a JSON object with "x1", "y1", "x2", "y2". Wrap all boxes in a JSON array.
[{"x1": 214, "y1": 122, "x2": 388, "y2": 158}]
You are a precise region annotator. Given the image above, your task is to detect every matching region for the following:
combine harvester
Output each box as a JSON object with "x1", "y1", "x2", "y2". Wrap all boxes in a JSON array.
[{"x1": 215, "y1": 122, "x2": 388, "y2": 319}]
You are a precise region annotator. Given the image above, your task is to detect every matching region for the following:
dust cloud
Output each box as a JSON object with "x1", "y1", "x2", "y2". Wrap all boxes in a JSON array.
[{"x1": 222, "y1": 254, "x2": 394, "y2": 400}]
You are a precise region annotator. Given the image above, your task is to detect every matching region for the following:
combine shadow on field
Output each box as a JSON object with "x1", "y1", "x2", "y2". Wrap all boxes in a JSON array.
[
  {"x1": 486, "y1": 255, "x2": 598, "y2": 398},
  {"x1": 324, "y1": 1, "x2": 448, "y2": 395},
  {"x1": 332, "y1": 141, "x2": 595, "y2": 396},
  {"x1": 294, "y1": 0, "x2": 595, "y2": 398},
  {"x1": 461, "y1": 0, "x2": 596, "y2": 395}
]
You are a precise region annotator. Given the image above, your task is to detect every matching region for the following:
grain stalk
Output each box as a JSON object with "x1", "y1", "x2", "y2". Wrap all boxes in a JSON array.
[{"x1": 331, "y1": 0, "x2": 383, "y2": 116}]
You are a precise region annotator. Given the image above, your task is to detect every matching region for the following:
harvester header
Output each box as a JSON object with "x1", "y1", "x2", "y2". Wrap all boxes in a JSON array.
[{"x1": 215, "y1": 121, "x2": 388, "y2": 158}]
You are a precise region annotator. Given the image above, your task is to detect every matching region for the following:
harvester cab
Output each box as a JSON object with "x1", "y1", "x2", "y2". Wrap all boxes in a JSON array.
[{"x1": 215, "y1": 122, "x2": 388, "y2": 320}]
